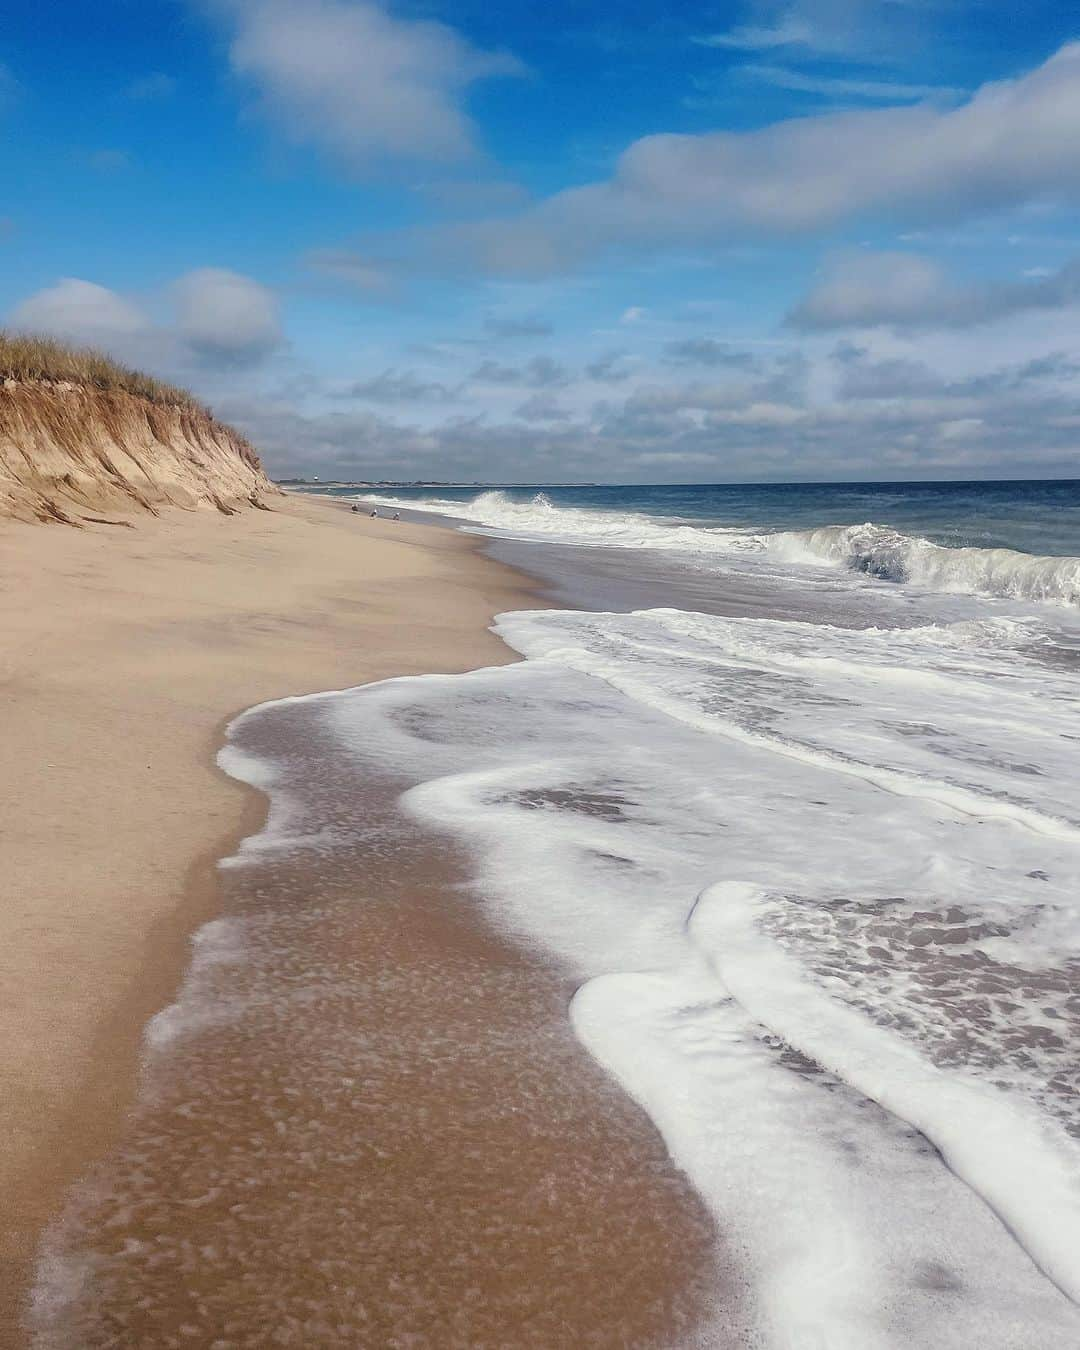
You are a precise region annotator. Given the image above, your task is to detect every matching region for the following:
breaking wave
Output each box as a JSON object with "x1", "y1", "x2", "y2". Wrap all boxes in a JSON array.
[
  {"x1": 359, "y1": 489, "x2": 767, "y2": 556},
  {"x1": 359, "y1": 490, "x2": 1080, "y2": 609},
  {"x1": 768, "y1": 523, "x2": 1080, "y2": 607}
]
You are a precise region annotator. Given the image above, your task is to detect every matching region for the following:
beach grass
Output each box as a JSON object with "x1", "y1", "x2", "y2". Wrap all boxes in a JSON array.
[
  {"x1": 0, "y1": 331, "x2": 200, "y2": 410},
  {"x1": 0, "y1": 330, "x2": 266, "y2": 480}
]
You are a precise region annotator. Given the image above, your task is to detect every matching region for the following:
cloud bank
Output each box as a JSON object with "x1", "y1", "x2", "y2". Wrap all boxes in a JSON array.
[
  {"x1": 374, "y1": 43, "x2": 1080, "y2": 278},
  {"x1": 218, "y1": 337, "x2": 1080, "y2": 486},
  {"x1": 790, "y1": 252, "x2": 1080, "y2": 331},
  {"x1": 8, "y1": 270, "x2": 282, "y2": 369}
]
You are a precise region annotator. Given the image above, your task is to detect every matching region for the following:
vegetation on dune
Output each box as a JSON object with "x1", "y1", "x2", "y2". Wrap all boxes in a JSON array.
[
  {"x1": 0, "y1": 331, "x2": 201, "y2": 410},
  {"x1": 0, "y1": 330, "x2": 265, "y2": 476},
  {"x1": 0, "y1": 331, "x2": 273, "y2": 525}
]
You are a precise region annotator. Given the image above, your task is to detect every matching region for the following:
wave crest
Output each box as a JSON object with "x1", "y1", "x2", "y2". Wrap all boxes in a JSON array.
[
  {"x1": 769, "y1": 523, "x2": 1080, "y2": 606},
  {"x1": 359, "y1": 489, "x2": 764, "y2": 555},
  {"x1": 357, "y1": 492, "x2": 1080, "y2": 608}
]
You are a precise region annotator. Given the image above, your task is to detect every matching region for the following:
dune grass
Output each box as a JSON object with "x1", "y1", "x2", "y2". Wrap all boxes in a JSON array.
[
  {"x1": 0, "y1": 332, "x2": 200, "y2": 409},
  {"x1": 0, "y1": 331, "x2": 266, "y2": 477}
]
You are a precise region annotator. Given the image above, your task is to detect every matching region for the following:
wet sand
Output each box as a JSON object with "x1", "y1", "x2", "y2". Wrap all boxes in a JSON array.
[
  {"x1": 33, "y1": 699, "x2": 723, "y2": 1347},
  {"x1": 2, "y1": 495, "x2": 722, "y2": 1347}
]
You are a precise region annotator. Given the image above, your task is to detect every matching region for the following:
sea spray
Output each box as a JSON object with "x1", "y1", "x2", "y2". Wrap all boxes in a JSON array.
[
  {"x1": 768, "y1": 522, "x2": 1080, "y2": 606},
  {"x1": 355, "y1": 486, "x2": 1080, "y2": 608}
]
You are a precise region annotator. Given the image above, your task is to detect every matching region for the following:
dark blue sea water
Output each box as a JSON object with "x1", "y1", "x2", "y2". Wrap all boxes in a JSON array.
[
  {"x1": 313, "y1": 479, "x2": 1080, "y2": 556},
  {"x1": 308, "y1": 478, "x2": 1080, "y2": 610}
]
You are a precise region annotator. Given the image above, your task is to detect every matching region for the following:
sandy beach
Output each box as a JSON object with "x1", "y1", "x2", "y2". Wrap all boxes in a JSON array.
[
  {"x1": 8, "y1": 7, "x2": 1080, "y2": 1342},
  {"x1": 0, "y1": 497, "x2": 534, "y2": 1339},
  {"x1": 2, "y1": 495, "x2": 721, "y2": 1348}
]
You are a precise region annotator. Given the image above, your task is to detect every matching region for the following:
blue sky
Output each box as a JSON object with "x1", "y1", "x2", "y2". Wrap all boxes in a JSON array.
[{"x1": 3, "y1": 0, "x2": 1080, "y2": 482}]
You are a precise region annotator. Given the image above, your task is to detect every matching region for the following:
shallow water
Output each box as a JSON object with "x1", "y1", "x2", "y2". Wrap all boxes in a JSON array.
[
  {"x1": 32, "y1": 697, "x2": 724, "y2": 1348},
  {"x1": 34, "y1": 481, "x2": 1080, "y2": 1346},
  {"x1": 332, "y1": 481, "x2": 1080, "y2": 1340},
  {"x1": 291, "y1": 603, "x2": 1080, "y2": 1346}
]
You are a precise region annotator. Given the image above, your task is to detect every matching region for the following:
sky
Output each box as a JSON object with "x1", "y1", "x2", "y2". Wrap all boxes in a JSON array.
[{"x1": 3, "y1": 0, "x2": 1080, "y2": 483}]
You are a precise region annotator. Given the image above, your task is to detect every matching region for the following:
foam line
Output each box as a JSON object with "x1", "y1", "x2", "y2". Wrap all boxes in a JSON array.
[
  {"x1": 524, "y1": 636, "x2": 1080, "y2": 842},
  {"x1": 354, "y1": 490, "x2": 1080, "y2": 609},
  {"x1": 690, "y1": 881, "x2": 1080, "y2": 1306}
]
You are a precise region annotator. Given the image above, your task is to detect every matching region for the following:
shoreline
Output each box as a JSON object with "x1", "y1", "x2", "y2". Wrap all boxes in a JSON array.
[
  {"x1": 0, "y1": 496, "x2": 545, "y2": 1344},
  {"x1": 34, "y1": 679, "x2": 721, "y2": 1346}
]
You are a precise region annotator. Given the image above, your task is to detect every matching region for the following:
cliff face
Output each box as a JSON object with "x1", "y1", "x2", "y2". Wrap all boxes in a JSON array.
[{"x1": 0, "y1": 379, "x2": 279, "y2": 525}]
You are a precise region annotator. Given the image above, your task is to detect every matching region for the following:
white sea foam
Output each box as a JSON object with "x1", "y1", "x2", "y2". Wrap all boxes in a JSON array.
[
  {"x1": 310, "y1": 600, "x2": 1080, "y2": 1344},
  {"x1": 572, "y1": 970, "x2": 1080, "y2": 1348},
  {"x1": 359, "y1": 488, "x2": 768, "y2": 556},
  {"x1": 692, "y1": 880, "x2": 1080, "y2": 1304},
  {"x1": 356, "y1": 490, "x2": 1080, "y2": 608},
  {"x1": 769, "y1": 522, "x2": 1080, "y2": 607}
]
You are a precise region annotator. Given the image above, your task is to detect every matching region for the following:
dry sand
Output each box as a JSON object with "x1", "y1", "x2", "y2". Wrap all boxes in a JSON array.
[{"x1": 0, "y1": 496, "x2": 535, "y2": 1338}]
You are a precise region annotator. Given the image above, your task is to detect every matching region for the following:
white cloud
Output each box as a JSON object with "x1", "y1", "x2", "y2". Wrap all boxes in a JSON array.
[
  {"x1": 790, "y1": 251, "x2": 948, "y2": 328},
  {"x1": 789, "y1": 251, "x2": 1080, "y2": 330},
  {"x1": 483, "y1": 313, "x2": 552, "y2": 338},
  {"x1": 209, "y1": 0, "x2": 521, "y2": 170},
  {"x1": 585, "y1": 351, "x2": 634, "y2": 383},
  {"x1": 173, "y1": 268, "x2": 282, "y2": 364},
  {"x1": 345, "y1": 369, "x2": 454, "y2": 403},
  {"x1": 600, "y1": 43, "x2": 1080, "y2": 233},
  {"x1": 7, "y1": 270, "x2": 284, "y2": 372},
  {"x1": 469, "y1": 356, "x2": 570, "y2": 388},
  {"x1": 8, "y1": 279, "x2": 148, "y2": 342},
  {"x1": 391, "y1": 43, "x2": 1080, "y2": 277},
  {"x1": 305, "y1": 248, "x2": 396, "y2": 294},
  {"x1": 664, "y1": 337, "x2": 760, "y2": 368},
  {"x1": 227, "y1": 350, "x2": 1080, "y2": 484},
  {"x1": 214, "y1": 326, "x2": 1080, "y2": 483},
  {"x1": 692, "y1": 0, "x2": 924, "y2": 59},
  {"x1": 694, "y1": 17, "x2": 817, "y2": 52},
  {"x1": 515, "y1": 392, "x2": 572, "y2": 422},
  {"x1": 737, "y1": 64, "x2": 959, "y2": 102}
]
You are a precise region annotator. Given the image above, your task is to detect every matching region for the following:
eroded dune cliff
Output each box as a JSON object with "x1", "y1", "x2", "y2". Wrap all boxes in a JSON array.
[{"x1": 0, "y1": 372, "x2": 278, "y2": 525}]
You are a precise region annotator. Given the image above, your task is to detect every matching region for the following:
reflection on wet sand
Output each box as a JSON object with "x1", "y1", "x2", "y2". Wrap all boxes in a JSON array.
[{"x1": 32, "y1": 695, "x2": 730, "y2": 1349}]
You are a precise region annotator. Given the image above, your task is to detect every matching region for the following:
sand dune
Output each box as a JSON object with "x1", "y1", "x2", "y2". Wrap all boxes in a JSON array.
[{"x1": 0, "y1": 379, "x2": 275, "y2": 524}]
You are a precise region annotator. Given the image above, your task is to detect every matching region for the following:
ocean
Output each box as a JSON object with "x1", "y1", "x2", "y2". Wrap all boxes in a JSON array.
[
  {"x1": 332, "y1": 479, "x2": 1080, "y2": 1342},
  {"x1": 344, "y1": 479, "x2": 1080, "y2": 606},
  {"x1": 33, "y1": 479, "x2": 1080, "y2": 1347}
]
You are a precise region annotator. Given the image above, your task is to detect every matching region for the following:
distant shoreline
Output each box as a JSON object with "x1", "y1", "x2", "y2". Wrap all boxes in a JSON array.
[{"x1": 281, "y1": 480, "x2": 600, "y2": 489}]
